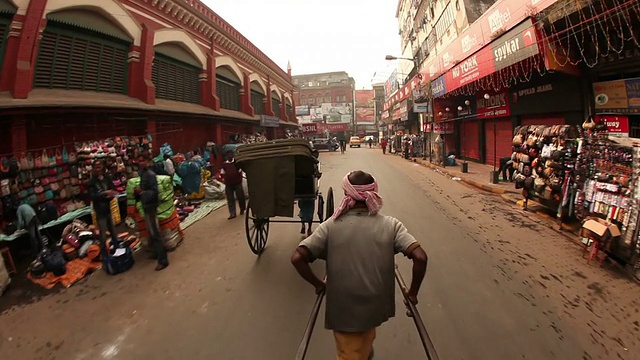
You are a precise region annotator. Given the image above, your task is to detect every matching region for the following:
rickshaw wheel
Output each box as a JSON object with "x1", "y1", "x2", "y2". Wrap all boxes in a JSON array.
[
  {"x1": 245, "y1": 201, "x2": 270, "y2": 255},
  {"x1": 325, "y1": 187, "x2": 335, "y2": 221},
  {"x1": 317, "y1": 193, "x2": 325, "y2": 222}
]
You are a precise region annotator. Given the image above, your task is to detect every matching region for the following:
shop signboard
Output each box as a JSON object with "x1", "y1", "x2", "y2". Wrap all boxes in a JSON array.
[
  {"x1": 321, "y1": 102, "x2": 353, "y2": 123},
  {"x1": 433, "y1": 122, "x2": 454, "y2": 134},
  {"x1": 490, "y1": 19, "x2": 539, "y2": 72},
  {"x1": 260, "y1": 115, "x2": 280, "y2": 127},
  {"x1": 593, "y1": 77, "x2": 640, "y2": 114},
  {"x1": 318, "y1": 123, "x2": 349, "y2": 133},
  {"x1": 442, "y1": 18, "x2": 538, "y2": 94},
  {"x1": 301, "y1": 123, "x2": 318, "y2": 134},
  {"x1": 476, "y1": 91, "x2": 510, "y2": 119},
  {"x1": 431, "y1": 75, "x2": 447, "y2": 98},
  {"x1": 423, "y1": 123, "x2": 432, "y2": 133},
  {"x1": 595, "y1": 115, "x2": 629, "y2": 137},
  {"x1": 412, "y1": 88, "x2": 430, "y2": 113},
  {"x1": 417, "y1": 0, "x2": 559, "y2": 85},
  {"x1": 295, "y1": 105, "x2": 310, "y2": 116},
  {"x1": 399, "y1": 100, "x2": 409, "y2": 121},
  {"x1": 509, "y1": 74, "x2": 582, "y2": 115}
]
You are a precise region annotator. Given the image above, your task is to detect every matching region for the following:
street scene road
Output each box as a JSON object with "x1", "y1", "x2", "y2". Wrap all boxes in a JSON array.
[{"x1": 1, "y1": 147, "x2": 639, "y2": 360}]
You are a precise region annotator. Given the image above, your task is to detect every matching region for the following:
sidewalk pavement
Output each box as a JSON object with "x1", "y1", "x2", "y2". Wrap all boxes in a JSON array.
[{"x1": 382, "y1": 150, "x2": 584, "y2": 237}]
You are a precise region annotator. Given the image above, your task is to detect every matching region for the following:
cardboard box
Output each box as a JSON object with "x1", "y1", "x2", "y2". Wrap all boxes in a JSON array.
[{"x1": 580, "y1": 218, "x2": 621, "y2": 243}]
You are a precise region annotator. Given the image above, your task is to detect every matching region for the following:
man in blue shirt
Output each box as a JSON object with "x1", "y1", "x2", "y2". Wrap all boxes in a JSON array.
[{"x1": 16, "y1": 203, "x2": 43, "y2": 260}]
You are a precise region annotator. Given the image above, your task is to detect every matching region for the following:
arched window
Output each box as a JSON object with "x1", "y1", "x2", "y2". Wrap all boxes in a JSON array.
[
  {"x1": 152, "y1": 43, "x2": 201, "y2": 103},
  {"x1": 250, "y1": 81, "x2": 265, "y2": 115},
  {"x1": 216, "y1": 66, "x2": 242, "y2": 111},
  {"x1": 34, "y1": 10, "x2": 131, "y2": 93}
]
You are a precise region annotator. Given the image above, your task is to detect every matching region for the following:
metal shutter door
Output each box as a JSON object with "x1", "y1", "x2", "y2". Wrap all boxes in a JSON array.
[
  {"x1": 460, "y1": 120, "x2": 480, "y2": 160},
  {"x1": 484, "y1": 118, "x2": 513, "y2": 167}
]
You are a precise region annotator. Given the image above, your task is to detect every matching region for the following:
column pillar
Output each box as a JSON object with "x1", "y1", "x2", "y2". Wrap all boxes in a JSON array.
[
  {"x1": 265, "y1": 77, "x2": 274, "y2": 116},
  {"x1": 202, "y1": 41, "x2": 219, "y2": 110},
  {"x1": 240, "y1": 73, "x2": 253, "y2": 115},
  {"x1": 6, "y1": 0, "x2": 48, "y2": 98},
  {"x1": 280, "y1": 97, "x2": 288, "y2": 122},
  {"x1": 128, "y1": 23, "x2": 155, "y2": 104}
]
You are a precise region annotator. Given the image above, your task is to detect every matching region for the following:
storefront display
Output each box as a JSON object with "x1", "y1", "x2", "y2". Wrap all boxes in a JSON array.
[
  {"x1": 511, "y1": 124, "x2": 580, "y2": 215},
  {"x1": 573, "y1": 123, "x2": 640, "y2": 264}
]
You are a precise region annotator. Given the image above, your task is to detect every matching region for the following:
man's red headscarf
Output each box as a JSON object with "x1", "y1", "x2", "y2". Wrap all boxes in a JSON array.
[{"x1": 331, "y1": 172, "x2": 383, "y2": 220}]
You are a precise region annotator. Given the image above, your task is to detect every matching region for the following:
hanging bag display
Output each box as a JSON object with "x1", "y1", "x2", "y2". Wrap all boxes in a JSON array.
[
  {"x1": 62, "y1": 146, "x2": 69, "y2": 164},
  {"x1": 19, "y1": 153, "x2": 29, "y2": 170},
  {"x1": 55, "y1": 149, "x2": 63, "y2": 165},
  {"x1": 40, "y1": 150, "x2": 50, "y2": 168},
  {"x1": 582, "y1": 116, "x2": 596, "y2": 130}
]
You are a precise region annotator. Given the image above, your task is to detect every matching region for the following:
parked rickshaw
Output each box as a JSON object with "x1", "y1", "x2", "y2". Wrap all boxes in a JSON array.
[{"x1": 235, "y1": 139, "x2": 335, "y2": 255}]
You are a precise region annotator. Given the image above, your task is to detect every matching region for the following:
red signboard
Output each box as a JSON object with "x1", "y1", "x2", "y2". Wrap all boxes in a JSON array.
[
  {"x1": 423, "y1": 123, "x2": 432, "y2": 132},
  {"x1": 301, "y1": 123, "x2": 318, "y2": 134},
  {"x1": 476, "y1": 91, "x2": 511, "y2": 119},
  {"x1": 319, "y1": 123, "x2": 349, "y2": 132},
  {"x1": 356, "y1": 108, "x2": 375, "y2": 123},
  {"x1": 417, "y1": 0, "x2": 557, "y2": 83},
  {"x1": 444, "y1": 46, "x2": 496, "y2": 93},
  {"x1": 433, "y1": 122, "x2": 454, "y2": 134},
  {"x1": 595, "y1": 115, "x2": 630, "y2": 134}
]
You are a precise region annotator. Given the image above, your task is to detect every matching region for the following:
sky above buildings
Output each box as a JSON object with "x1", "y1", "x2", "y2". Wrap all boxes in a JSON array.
[{"x1": 204, "y1": 0, "x2": 401, "y2": 89}]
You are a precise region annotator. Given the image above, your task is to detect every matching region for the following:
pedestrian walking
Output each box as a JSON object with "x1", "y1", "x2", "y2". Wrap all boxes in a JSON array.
[
  {"x1": 339, "y1": 135, "x2": 347, "y2": 154},
  {"x1": 380, "y1": 138, "x2": 388, "y2": 155},
  {"x1": 221, "y1": 150, "x2": 246, "y2": 219},
  {"x1": 135, "y1": 158, "x2": 169, "y2": 271},
  {"x1": 87, "y1": 160, "x2": 120, "y2": 259},
  {"x1": 298, "y1": 199, "x2": 315, "y2": 236},
  {"x1": 16, "y1": 203, "x2": 43, "y2": 261},
  {"x1": 291, "y1": 170, "x2": 428, "y2": 360}
]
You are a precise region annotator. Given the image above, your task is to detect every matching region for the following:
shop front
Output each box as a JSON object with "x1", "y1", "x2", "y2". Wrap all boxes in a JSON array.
[
  {"x1": 592, "y1": 76, "x2": 640, "y2": 139},
  {"x1": 477, "y1": 90, "x2": 511, "y2": 167}
]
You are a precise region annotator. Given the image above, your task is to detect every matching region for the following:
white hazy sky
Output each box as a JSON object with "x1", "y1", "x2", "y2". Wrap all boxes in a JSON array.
[{"x1": 203, "y1": 0, "x2": 402, "y2": 89}]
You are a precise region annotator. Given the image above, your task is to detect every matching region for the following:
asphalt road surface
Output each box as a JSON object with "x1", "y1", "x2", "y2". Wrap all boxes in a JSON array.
[{"x1": 1, "y1": 146, "x2": 639, "y2": 360}]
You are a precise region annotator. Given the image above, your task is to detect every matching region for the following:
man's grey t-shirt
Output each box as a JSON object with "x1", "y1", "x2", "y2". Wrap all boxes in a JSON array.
[{"x1": 299, "y1": 209, "x2": 418, "y2": 332}]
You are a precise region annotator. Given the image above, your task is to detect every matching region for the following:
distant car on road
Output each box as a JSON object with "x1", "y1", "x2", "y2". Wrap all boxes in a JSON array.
[
  {"x1": 312, "y1": 138, "x2": 338, "y2": 151},
  {"x1": 349, "y1": 136, "x2": 362, "y2": 148}
]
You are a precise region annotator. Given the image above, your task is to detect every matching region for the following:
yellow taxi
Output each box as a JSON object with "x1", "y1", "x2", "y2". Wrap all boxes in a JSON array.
[{"x1": 349, "y1": 136, "x2": 362, "y2": 148}]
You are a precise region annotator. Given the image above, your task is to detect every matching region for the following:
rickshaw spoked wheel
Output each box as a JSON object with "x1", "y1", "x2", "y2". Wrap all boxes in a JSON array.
[
  {"x1": 325, "y1": 187, "x2": 334, "y2": 221},
  {"x1": 317, "y1": 193, "x2": 325, "y2": 222},
  {"x1": 245, "y1": 200, "x2": 270, "y2": 255}
]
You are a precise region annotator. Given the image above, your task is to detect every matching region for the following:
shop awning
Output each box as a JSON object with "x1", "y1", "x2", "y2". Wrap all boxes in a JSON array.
[
  {"x1": 432, "y1": 18, "x2": 540, "y2": 98},
  {"x1": 0, "y1": 89, "x2": 264, "y2": 124}
]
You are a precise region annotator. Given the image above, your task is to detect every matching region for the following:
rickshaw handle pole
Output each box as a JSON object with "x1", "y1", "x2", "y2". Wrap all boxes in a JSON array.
[
  {"x1": 295, "y1": 275, "x2": 327, "y2": 360},
  {"x1": 395, "y1": 265, "x2": 440, "y2": 360}
]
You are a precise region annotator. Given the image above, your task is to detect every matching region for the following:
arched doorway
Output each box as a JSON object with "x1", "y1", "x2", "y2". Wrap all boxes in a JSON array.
[
  {"x1": 250, "y1": 81, "x2": 265, "y2": 115},
  {"x1": 34, "y1": 8, "x2": 133, "y2": 93},
  {"x1": 152, "y1": 41, "x2": 203, "y2": 103},
  {"x1": 216, "y1": 63, "x2": 242, "y2": 112}
]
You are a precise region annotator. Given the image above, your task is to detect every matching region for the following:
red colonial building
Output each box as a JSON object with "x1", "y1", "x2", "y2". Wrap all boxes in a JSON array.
[{"x1": 0, "y1": 0, "x2": 298, "y2": 159}]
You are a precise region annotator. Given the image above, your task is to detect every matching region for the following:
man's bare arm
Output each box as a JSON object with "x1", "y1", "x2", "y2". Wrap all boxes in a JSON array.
[
  {"x1": 406, "y1": 245, "x2": 428, "y2": 303},
  {"x1": 291, "y1": 246, "x2": 325, "y2": 294}
]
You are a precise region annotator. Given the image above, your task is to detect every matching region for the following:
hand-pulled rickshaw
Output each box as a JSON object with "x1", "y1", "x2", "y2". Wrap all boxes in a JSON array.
[
  {"x1": 237, "y1": 139, "x2": 439, "y2": 359},
  {"x1": 235, "y1": 139, "x2": 335, "y2": 255}
]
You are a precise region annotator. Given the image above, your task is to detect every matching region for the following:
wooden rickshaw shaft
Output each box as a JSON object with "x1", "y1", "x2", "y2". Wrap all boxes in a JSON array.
[
  {"x1": 395, "y1": 265, "x2": 440, "y2": 360},
  {"x1": 295, "y1": 275, "x2": 327, "y2": 360}
]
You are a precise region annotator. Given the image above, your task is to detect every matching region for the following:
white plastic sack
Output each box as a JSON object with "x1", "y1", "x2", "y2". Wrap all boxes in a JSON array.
[
  {"x1": 0, "y1": 254, "x2": 11, "y2": 297},
  {"x1": 204, "y1": 179, "x2": 225, "y2": 199}
]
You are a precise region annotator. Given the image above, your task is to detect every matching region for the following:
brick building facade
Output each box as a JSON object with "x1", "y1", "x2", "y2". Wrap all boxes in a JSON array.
[{"x1": 0, "y1": 0, "x2": 297, "y2": 162}]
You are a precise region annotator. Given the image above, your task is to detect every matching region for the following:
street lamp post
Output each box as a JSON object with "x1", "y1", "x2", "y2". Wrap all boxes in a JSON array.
[
  {"x1": 458, "y1": 99, "x2": 471, "y2": 173},
  {"x1": 484, "y1": 93, "x2": 500, "y2": 184}
]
